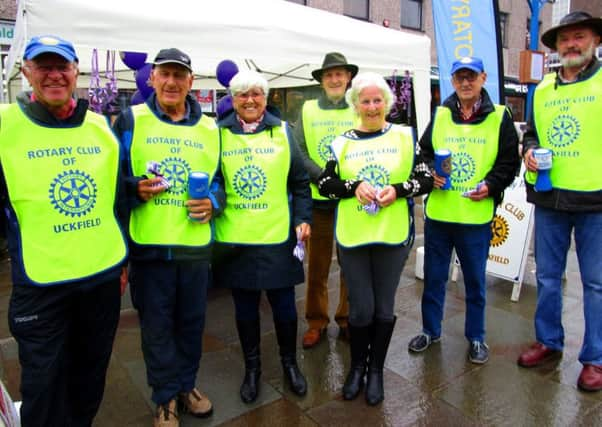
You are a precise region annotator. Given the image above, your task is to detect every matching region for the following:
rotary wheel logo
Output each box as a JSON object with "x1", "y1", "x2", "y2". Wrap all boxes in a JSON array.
[
  {"x1": 160, "y1": 157, "x2": 191, "y2": 195},
  {"x1": 490, "y1": 215, "x2": 509, "y2": 247},
  {"x1": 357, "y1": 164, "x2": 390, "y2": 188},
  {"x1": 233, "y1": 165, "x2": 267, "y2": 199},
  {"x1": 49, "y1": 170, "x2": 97, "y2": 217},
  {"x1": 547, "y1": 114, "x2": 580, "y2": 148},
  {"x1": 317, "y1": 134, "x2": 334, "y2": 162},
  {"x1": 451, "y1": 153, "x2": 475, "y2": 184}
]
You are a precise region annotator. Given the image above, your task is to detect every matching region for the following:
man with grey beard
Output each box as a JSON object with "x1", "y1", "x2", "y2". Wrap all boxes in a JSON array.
[{"x1": 518, "y1": 11, "x2": 602, "y2": 392}]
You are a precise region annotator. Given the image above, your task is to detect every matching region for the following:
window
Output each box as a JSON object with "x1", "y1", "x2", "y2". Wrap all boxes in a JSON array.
[
  {"x1": 344, "y1": 0, "x2": 369, "y2": 21},
  {"x1": 401, "y1": 0, "x2": 422, "y2": 30},
  {"x1": 499, "y1": 12, "x2": 508, "y2": 48},
  {"x1": 286, "y1": 0, "x2": 307, "y2": 4}
]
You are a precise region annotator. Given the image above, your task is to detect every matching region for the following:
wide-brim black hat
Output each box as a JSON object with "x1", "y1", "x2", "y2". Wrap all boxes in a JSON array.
[
  {"x1": 541, "y1": 11, "x2": 602, "y2": 49},
  {"x1": 311, "y1": 52, "x2": 358, "y2": 82}
]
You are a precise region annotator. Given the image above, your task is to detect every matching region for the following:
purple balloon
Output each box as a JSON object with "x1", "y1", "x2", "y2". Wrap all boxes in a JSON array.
[
  {"x1": 216, "y1": 60, "x2": 239, "y2": 88},
  {"x1": 120, "y1": 51, "x2": 148, "y2": 70},
  {"x1": 216, "y1": 95, "x2": 233, "y2": 119},
  {"x1": 135, "y1": 63, "x2": 154, "y2": 99},
  {"x1": 130, "y1": 90, "x2": 145, "y2": 105}
]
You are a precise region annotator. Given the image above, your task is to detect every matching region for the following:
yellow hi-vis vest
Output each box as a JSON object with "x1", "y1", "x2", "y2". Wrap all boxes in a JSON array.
[
  {"x1": 332, "y1": 125, "x2": 414, "y2": 248},
  {"x1": 216, "y1": 125, "x2": 291, "y2": 244},
  {"x1": 128, "y1": 104, "x2": 219, "y2": 247},
  {"x1": 0, "y1": 104, "x2": 127, "y2": 285},
  {"x1": 302, "y1": 100, "x2": 356, "y2": 200},
  {"x1": 527, "y1": 69, "x2": 602, "y2": 191},
  {"x1": 426, "y1": 105, "x2": 505, "y2": 225}
]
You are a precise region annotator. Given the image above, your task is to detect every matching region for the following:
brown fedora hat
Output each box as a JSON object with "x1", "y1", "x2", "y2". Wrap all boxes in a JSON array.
[
  {"x1": 541, "y1": 11, "x2": 602, "y2": 49},
  {"x1": 311, "y1": 52, "x2": 359, "y2": 82}
]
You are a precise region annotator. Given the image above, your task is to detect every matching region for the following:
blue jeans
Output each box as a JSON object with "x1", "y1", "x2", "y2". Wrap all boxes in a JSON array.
[
  {"x1": 533, "y1": 206, "x2": 602, "y2": 365},
  {"x1": 422, "y1": 218, "x2": 492, "y2": 343}
]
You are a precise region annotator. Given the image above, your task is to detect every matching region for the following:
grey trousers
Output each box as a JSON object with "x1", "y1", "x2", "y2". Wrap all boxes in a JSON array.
[{"x1": 337, "y1": 243, "x2": 410, "y2": 326}]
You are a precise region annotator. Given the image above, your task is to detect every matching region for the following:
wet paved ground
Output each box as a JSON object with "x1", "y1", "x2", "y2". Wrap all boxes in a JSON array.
[{"x1": 1, "y1": 204, "x2": 602, "y2": 426}]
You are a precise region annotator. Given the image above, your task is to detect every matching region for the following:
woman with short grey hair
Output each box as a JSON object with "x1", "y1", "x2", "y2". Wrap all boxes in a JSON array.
[
  {"x1": 213, "y1": 69, "x2": 312, "y2": 404},
  {"x1": 345, "y1": 72, "x2": 395, "y2": 114}
]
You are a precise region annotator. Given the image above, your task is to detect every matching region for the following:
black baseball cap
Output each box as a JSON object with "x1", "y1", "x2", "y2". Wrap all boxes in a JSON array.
[{"x1": 152, "y1": 48, "x2": 192, "y2": 72}]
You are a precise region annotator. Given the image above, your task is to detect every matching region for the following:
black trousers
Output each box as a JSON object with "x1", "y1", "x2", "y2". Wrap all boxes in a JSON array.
[
  {"x1": 9, "y1": 278, "x2": 121, "y2": 427},
  {"x1": 129, "y1": 260, "x2": 209, "y2": 405},
  {"x1": 231, "y1": 287, "x2": 297, "y2": 322}
]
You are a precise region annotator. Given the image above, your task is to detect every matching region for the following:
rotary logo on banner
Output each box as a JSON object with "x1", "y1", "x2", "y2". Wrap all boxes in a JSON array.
[
  {"x1": 486, "y1": 164, "x2": 534, "y2": 301},
  {"x1": 452, "y1": 163, "x2": 534, "y2": 302}
]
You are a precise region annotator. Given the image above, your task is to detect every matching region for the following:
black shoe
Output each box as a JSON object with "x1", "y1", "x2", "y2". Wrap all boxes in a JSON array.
[
  {"x1": 468, "y1": 341, "x2": 489, "y2": 364},
  {"x1": 365, "y1": 369, "x2": 385, "y2": 406},
  {"x1": 342, "y1": 323, "x2": 371, "y2": 400},
  {"x1": 282, "y1": 355, "x2": 307, "y2": 396},
  {"x1": 343, "y1": 366, "x2": 365, "y2": 400},
  {"x1": 275, "y1": 319, "x2": 308, "y2": 396},
  {"x1": 240, "y1": 368, "x2": 261, "y2": 403},
  {"x1": 408, "y1": 333, "x2": 440, "y2": 353},
  {"x1": 365, "y1": 318, "x2": 395, "y2": 406},
  {"x1": 236, "y1": 318, "x2": 262, "y2": 403}
]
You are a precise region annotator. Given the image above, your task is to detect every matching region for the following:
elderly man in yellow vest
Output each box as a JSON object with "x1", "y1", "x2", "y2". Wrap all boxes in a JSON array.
[
  {"x1": 113, "y1": 48, "x2": 220, "y2": 426},
  {"x1": 1, "y1": 35, "x2": 128, "y2": 427},
  {"x1": 408, "y1": 56, "x2": 519, "y2": 364},
  {"x1": 293, "y1": 52, "x2": 357, "y2": 348},
  {"x1": 517, "y1": 11, "x2": 602, "y2": 392}
]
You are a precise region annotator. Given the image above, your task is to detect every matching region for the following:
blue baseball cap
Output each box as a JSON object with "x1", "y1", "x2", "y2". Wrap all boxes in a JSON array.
[
  {"x1": 24, "y1": 35, "x2": 78, "y2": 63},
  {"x1": 450, "y1": 57, "x2": 484, "y2": 75}
]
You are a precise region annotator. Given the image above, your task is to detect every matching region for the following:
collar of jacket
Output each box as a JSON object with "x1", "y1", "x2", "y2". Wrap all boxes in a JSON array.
[
  {"x1": 554, "y1": 57, "x2": 600, "y2": 87},
  {"x1": 146, "y1": 92, "x2": 203, "y2": 125},
  {"x1": 217, "y1": 105, "x2": 282, "y2": 134},
  {"x1": 16, "y1": 91, "x2": 89, "y2": 126},
  {"x1": 442, "y1": 88, "x2": 495, "y2": 124}
]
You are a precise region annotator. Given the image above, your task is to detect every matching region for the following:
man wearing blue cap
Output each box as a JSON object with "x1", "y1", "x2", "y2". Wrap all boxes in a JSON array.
[
  {"x1": 0, "y1": 35, "x2": 128, "y2": 426},
  {"x1": 407, "y1": 56, "x2": 519, "y2": 364},
  {"x1": 518, "y1": 11, "x2": 602, "y2": 392}
]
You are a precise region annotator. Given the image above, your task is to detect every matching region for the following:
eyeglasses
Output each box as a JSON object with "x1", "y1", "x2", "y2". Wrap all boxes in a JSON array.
[
  {"x1": 26, "y1": 63, "x2": 76, "y2": 74},
  {"x1": 234, "y1": 90, "x2": 265, "y2": 100},
  {"x1": 453, "y1": 73, "x2": 479, "y2": 83}
]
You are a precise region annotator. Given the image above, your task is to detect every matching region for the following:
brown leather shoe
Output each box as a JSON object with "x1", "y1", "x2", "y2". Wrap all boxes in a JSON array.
[
  {"x1": 517, "y1": 342, "x2": 561, "y2": 367},
  {"x1": 302, "y1": 328, "x2": 324, "y2": 348},
  {"x1": 578, "y1": 364, "x2": 602, "y2": 392},
  {"x1": 154, "y1": 399, "x2": 178, "y2": 427},
  {"x1": 178, "y1": 388, "x2": 213, "y2": 418}
]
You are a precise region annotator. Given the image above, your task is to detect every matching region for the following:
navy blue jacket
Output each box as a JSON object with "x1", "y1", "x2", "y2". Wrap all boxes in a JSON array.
[
  {"x1": 112, "y1": 93, "x2": 225, "y2": 261},
  {"x1": 212, "y1": 108, "x2": 312, "y2": 290}
]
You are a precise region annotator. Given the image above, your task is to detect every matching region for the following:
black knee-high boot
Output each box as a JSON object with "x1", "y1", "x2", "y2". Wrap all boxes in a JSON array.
[
  {"x1": 365, "y1": 317, "x2": 396, "y2": 406},
  {"x1": 274, "y1": 318, "x2": 307, "y2": 396},
  {"x1": 342, "y1": 323, "x2": 371, "y2": 400},
  {"x1": 236, "y1": 318, "x2": 261, "y2": 403}
]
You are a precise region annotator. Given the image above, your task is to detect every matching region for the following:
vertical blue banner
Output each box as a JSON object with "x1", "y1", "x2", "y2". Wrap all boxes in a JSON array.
[{"x1": 432, "y1": 0, "x2": 503, "y2": 104}]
